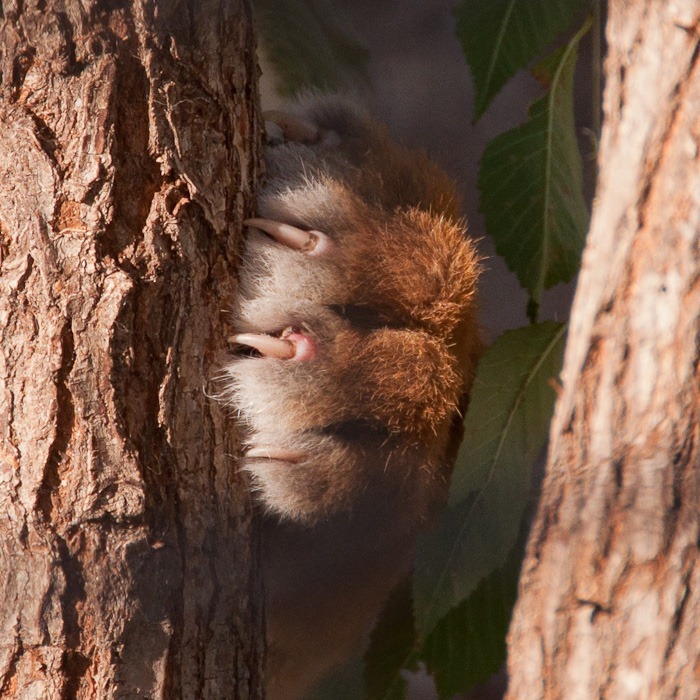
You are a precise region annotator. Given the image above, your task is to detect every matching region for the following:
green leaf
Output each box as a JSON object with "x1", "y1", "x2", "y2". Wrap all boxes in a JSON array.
[
  {"x1": 252, "y1": 0, "x2": 369, "y2": 97},
  {"x1": 413, "y1": 322, "x2": 566, "y2": 634},
  {"x1": 422, "y1": 542, "x2": 521, "y2": 698},
  {"x1": 455, "y1": 0, "x2": 588, "y2": 120},
  {"x1": 450, "y1": 322, "x2": 566, "y2": 504},
  {"x1": 478, "y1": 19, "x2": 591, "y2": 312},
  {"x1": 364, "y1": 579, "x2": 417, "y2": 700}
]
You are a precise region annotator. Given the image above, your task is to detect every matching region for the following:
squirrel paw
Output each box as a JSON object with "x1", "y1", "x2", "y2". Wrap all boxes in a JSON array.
[{"x1": 223, "y1": 96, "x2": 481, "y2": 524}]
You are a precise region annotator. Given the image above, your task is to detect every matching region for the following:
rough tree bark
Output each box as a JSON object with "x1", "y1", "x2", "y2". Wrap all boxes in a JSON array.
[
  {"x1": 506, "y1": 2, "x2": 700, "y2": 699},
  {"x1": 0, "y1": 1, "x2": 264, "y2": 697}
]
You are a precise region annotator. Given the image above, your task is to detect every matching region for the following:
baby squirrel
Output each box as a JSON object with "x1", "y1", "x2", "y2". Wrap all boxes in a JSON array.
[{"x1": 222, "y1": 94, "x2": 481, "y2": 699}]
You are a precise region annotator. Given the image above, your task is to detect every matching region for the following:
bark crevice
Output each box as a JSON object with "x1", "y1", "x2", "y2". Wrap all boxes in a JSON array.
[{"x1": 39, "y1": 320, "x2": 75, "y2": 524}]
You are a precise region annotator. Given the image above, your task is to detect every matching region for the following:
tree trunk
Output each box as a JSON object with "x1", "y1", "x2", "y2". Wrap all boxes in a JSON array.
[
  {"x1": 0, "y1": 1, "x2": 264, "y2": 697},
  {"x1": 506, "y1": 2, "x2": 700, "y2": 698}
]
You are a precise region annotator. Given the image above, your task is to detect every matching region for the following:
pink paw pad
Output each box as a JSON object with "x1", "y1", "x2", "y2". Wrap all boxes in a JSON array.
[{"x1": 281, "y1": 328, "x2": 317, "y2": 362}]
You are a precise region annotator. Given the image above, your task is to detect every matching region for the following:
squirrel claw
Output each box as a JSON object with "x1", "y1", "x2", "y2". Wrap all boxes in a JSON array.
[
  {"x1": 230, "y1": 330, "x2": 318, "y2": 362},
  {"x1": 244, "y1": 218, "x2": 332, "y2": 256},
  {"x1": 245, "y1": 445, "x2": 302, "y2": 463},
  {"x1": 231, "y1": 333, "x2": 295, "y2": 360},
  {"x1": 263, "y1": 110, "x2": 340, "y2": 148},
  {"x1": 263, "y1": 110, "x2": 320, "y2": 143}
]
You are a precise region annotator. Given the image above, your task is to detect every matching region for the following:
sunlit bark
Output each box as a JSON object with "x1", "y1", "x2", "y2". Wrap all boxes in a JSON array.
[
  {"x1": 0, "y1": 1, "x2": 264, "y2": 696},
  {"x1": 506, "y1": 2, "x2": 700, "y2": 698}
]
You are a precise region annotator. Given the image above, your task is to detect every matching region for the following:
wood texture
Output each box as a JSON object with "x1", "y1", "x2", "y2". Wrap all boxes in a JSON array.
[
  {"x1": 505, "y1": 2, "x2": 700, "y2": 698},
  {"x1": 0, "y1": 1, "x2": 264, "y2": 697}
]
